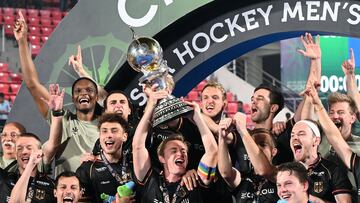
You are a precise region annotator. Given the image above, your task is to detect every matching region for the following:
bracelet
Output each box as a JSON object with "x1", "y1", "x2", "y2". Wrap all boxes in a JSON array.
[
  {"x1": 314, "y1": 106, "x2": 324, "y2": 112},
  {"x1": 52, "y1": 109, "x2": 65, "y2": 117}
]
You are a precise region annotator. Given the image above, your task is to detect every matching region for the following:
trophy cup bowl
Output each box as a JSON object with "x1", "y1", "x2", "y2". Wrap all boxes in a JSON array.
[{"x1": 127, "y1": 37, "x2": 192, "y2": 127}]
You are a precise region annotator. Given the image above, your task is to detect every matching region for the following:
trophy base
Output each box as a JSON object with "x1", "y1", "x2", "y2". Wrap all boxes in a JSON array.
[{"x1": 152, "y1": 95, "x2": 193, "y2": 127}]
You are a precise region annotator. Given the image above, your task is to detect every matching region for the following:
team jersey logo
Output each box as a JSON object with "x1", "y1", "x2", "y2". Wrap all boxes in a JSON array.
[
  {"x1": 35, "y1": 189, "x2": 46, "y2": 200},
  {"x1": 314, "y1": 181, "x2": 324, "y2": 193}
]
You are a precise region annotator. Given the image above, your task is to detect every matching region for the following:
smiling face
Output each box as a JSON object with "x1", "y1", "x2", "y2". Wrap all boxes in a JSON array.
[
  {"x1": 16, "y1": 136, "x2": 41, "y2": 171},
  {"x1": 104, "y1": 93, "x2": 131, "y2": 121},
  {"x1": 159, "y1": 140, "x2": 188, "y2": 178},
  {"x1": 251, "y1": 89, "x2": 272, "y2": 124},
  {"x1": 200, "y1": 86, "x2": 226, "y2": 118},
  {"x1": 54, "y1": 176, "x2": 82, "y2": 203},
  {"x1": 329, "y1": 101, "x2": 356, "y2": 139},
  {"x1": 276, "y1": 170, "x2": 308, "y2": 202},
  {"x1": 290, "y1": 122, "x2": 320, "y2": 162},
  {"x1": 72, "y1": 79, "x2": 98, "y2": 113},
  {"x1": 1, "y1": 123, "x2": 21, "y2": 156},
  {"x1": 99, "y1": 122, "x2": 127, "y2": 156}
]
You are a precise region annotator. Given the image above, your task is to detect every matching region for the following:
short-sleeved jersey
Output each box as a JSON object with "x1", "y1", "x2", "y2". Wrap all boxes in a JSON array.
[
  {"x1": 47, "y1": 109, "x2": 99, "y2": 176},
  {"x1": 307, "y1": 156, "x2": 352, "y2": 202},
  {"x1": 135, "y1": 168, "x2": 211, "y2": 203},
  {"x1": 232, "y1": 174, "x2": 278, "y2": 203},
  {"x1": 76, "y1": 156, "x2": 132, "y2": 203},
  {"x1": 0, "y1": 169, "x2": 55, "y2": 202}
]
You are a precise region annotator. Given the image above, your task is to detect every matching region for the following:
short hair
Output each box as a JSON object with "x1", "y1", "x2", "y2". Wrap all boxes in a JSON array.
[
  {"x1": 55, "y1": 171, "x2": 81, "y2": 188},
  {"x1": 71, "y1": 77, "x2": 98, "y2": 95},
  {"x1": 103, "y1": 90, "x2": 133, "y2": 114},
  {"x1": 97, "y1": 113, "x2": 129, "y2": 133},
  {"x1": 0, "y1": 93, "x2": 4, "y2": 98},
  {"x1": 328, "y1": 92, "x2": 358, "y2": 114},
  {"x1": 250, "y1": 128, "x2": 277, "y2": 148},
  {"x1": 157, "y1": 134, "x2": 189, "y2": 158},
  {"x1": 254, "y1": 84, "x2": 284, "y2": 116},
  {"x1": 4, "y1": 122, "x2": 26, "y2": 134},
  {"x1": 18, "y1": 132, "x2": 41, "y2": 148},
  {"x1": 201, "y1": 81, "x2": 226, "y2": 100},
  {"x1": 277, "y1": 162, "x2": 308, "y2": 185}
]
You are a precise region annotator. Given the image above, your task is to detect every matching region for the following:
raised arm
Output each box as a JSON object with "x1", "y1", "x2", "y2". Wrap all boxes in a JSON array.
[
  {"x1": 42, "y1": 84, "x2": 64, "y2": 165},
  {"x1": 308, "y1": 84, "x2": 353, "y2": 169},
  {"x1": 234, "y1": 112, "x2": 276, "y2": 181},
  {"x1": 217, "y1": 118, "x2": 241, "y2": 189},
  {"x1": 297, "y1": 33, "x2": 322, "y2": 121},
  {"x1": 187, "y1": 101, "x2": 218, "y2": 185},
  {"x1": 14, "y1": 11, "x2": 49, "y2": 118},
  {"x1": 9, "y1": 149, "x2": 42, "y2": 203},
  {"x1": 68, "y1": 45, "x2": 108, "y2": 104},
  {"x1": 298, "y1": 33, "x2": 322, "y2": 87},
  {"x1": 132, "y1": 86, "x2": 168, "y2": 182},
  {"x1": 342, "y1": 48, "x2": 360, "y2": 112}
]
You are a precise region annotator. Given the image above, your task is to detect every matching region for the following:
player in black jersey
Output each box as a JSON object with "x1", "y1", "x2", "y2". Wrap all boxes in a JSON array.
[
  {"x1": 76, "y1": 113, "x2": 133, "y2": 203},
  {"x1": 218, "y1": 113, "x2": 279, "y2": 203},
  {"x1": 5, "y1": 133, "x2": 55, "y2": 203},
  {"x1": 133, "y1": 86, "x2": 218, "y2": 203},
  {"x1": 307, "y1": 67, "x2": 360, "y2": 202}
]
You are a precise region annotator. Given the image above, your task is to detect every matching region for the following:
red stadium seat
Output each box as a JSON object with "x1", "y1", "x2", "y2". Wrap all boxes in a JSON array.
[
  {"x1": 226, "y1": 92, "x2": 233, "y2": 102},
  {"x1": 41, "y1": 36, "x2": 49, "y2": 43},
  {"x1": 51, "y1": 10, "x2": 62, "y2": 20},
  {"x1": 31, "y1": 44, "x2": 41, "y2": 57},
  {"x1": 3, "y1": 8, "x2": 15, "y2": 16},
  {"x1": 9, "y1": 73, "x2": 22, "y2": 83},
  {"x1": 40, "y1": 10, "x2": 51, "y2": 18},
  {"x1": 187, "y1": 90, "x2": 199, "y2": 101},
  {"x1": 28, "y1": 35, "x2": 41, "y2": 45},
  {"x1": 28, "y1": 25, "x2": 41, "y2": 36},
  {"x1": 52, "y1": 19, "x2": 61, "y2": 27},
  {"x1": 40, "y1": 18, "x2": 52, "y2": 27},
  {"x1": 0, "y1": 83, "x2": 9, "y2": 94},
  {"x1": 28, "y1": 17, "x2": 40, "y2": 26},
  {"x1": 0, "y1": 72, "x2": 9, "y2": 83},
  {"x1": 226, "y1": 102, "x2": 238, "y2": 114},
  {"x1": 27, "y1": 9, "x2": 39, "y2": 18},
  {"x1": 4, "y1": 24, "x2": 13, "y2": 37},
  {"x1": 41, "y1": 27, "x2": 53, "y2": 36},
  {"x1": 10, "y1": 83, "x2": 20, "y2": 94},
  {"x1": 0, "y1": 63, "x2": 9, "y2": 72},
  {"x1": 3, "y1": 15, "x2": 15, "y2": 25}
]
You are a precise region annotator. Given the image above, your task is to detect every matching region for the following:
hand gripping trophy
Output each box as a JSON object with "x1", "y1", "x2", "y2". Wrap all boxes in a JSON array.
[{"x1": 127, "y1": 35, "x2": 192, "y2": 127}]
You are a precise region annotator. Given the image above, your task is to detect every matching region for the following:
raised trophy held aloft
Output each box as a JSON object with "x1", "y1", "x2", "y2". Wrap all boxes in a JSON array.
[{"x1": 127, "y1": 36, "x2": 192, "y2": 127}]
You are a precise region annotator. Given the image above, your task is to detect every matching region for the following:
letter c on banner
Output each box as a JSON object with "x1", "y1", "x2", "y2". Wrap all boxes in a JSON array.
[{"x1": 118, "y1": 0, "x2": 158, "y2": 27}]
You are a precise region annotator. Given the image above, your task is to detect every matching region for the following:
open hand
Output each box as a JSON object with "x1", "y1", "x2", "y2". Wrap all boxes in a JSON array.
[{"x1": 297, "y1": 33, "x2": 321, "y2": 59}]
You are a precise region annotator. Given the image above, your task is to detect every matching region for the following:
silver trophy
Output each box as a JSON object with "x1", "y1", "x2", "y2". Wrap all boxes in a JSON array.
[{"x1": 127, "y1": 36, "x2": 192, "y2": 127}]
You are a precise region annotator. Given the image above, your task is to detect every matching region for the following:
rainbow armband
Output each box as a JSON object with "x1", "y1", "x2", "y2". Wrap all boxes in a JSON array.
[{"x1": 197, "y1": 162, "x2": 216, "y2": 181}]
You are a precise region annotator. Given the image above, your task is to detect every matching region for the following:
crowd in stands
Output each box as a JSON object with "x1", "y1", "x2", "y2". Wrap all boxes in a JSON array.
[{"x1": 2, "y1": 7, "x2": 360, "y2": 203}]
